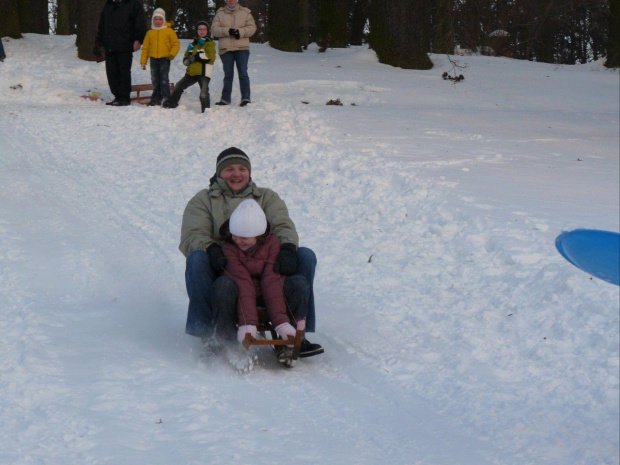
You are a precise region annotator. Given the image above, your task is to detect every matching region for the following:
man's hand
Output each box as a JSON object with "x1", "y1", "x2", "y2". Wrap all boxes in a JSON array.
[
  {"x1": 274, "y1": 243, "x2": 298, "y2": 276},
  {"x1": 207, "y1": 243, "x2": 228, "y2": 274},
  {"x1": 133, "y1": 40, "x2": 141, "y2": 52}
]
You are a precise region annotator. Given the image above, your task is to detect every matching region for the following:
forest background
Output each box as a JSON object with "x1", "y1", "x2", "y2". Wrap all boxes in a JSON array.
[{"x1": 1, "y1": 0, "x2": 619, "y2": 69}]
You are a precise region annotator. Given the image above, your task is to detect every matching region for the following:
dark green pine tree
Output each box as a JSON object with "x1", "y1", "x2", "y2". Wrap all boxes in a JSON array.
[
  {"x1": 369, "y1": 0, "x2": 433, "y2": 69},
  {"x1": 0, "y1": 0, "x2": 22, "y2": 38},
  {"x1": 268, "y1": 0, "x2": 309, "y2": 52},
  {"x1": 606, "y1": 0, "x2": 620, "y2": 68},
  {"x1": 315, "y1": 0, "x2": 348, "y2": 48}
]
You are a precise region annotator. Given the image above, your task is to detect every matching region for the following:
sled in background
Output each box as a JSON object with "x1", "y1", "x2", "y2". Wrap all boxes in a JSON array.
[
  {"x1": 81, "y1": 90, "x2": 104, "y2": 102},
  {"x1": 130, "y1": 83, "x2": 175, "y2": 105},
  {"x1": 241, "y1": 307, "x2": 303, "y2": 368}
]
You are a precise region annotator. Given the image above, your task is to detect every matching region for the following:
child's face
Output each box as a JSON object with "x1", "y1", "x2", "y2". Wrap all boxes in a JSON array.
[
  {"x1": 197, "y1": 25, "x2": 208, "y2": 37},
  {"x1": 232, "y1": 235, "x2": 258, "y2": 251},
  {"x1": 153, "y1": 16, "x2": 164, "y2": 27}
]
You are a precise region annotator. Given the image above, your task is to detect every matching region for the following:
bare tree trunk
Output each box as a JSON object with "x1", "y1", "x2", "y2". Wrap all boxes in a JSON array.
[
  {"x1": 431, "y1": 0, "x2": 454, "y2": 53},
  {"x1": 268, "y1": 0, "x2": 308, "y2": 52},
  {"x1": 18, "y1": 0, "x2": 49, "y2": 33},
  {"x1": 76, "y1": 0, "x2": 102, "y2": 60},
  {"x1": 606, "y1": 0, "x2": 620, "y2": 67},
  {"x1": 369, "y1": 0, "x2": 433, "y2": 69},
  {"x1": 349, "y1": 0, "x2": 369, "y2": 45},
  {"x1": 245, "y1": 0, "x2": 268, "y2": 43},
  {"x1": 316, "y1": 0, "x2": 348, "y2": 48},
  {"x1": 0, "y1": 0, "x2": 22, "y2": 38},
  {"x1": 56, "y1": 0, "x2": 70, "y2": 35}
]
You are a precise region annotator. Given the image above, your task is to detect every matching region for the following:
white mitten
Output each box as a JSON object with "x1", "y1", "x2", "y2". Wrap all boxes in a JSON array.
[
  {"x1": 237, "y1": 325, "x2": 257, "y2": 342},
  {"x1": 275, "y1": 322, "x2": 296, "y2": 340}
]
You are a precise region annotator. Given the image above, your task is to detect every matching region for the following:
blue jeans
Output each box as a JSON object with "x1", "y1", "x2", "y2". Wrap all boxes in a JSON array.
[
  {"x1": 219, "y1": 50, "x2": 250, "y2": 103},
  {"x1": 184, "y1": 247, "x2": 317, "y2": 337},
  {"x1": 149, "y1": 57, "x2": 171, "y2": 103}
]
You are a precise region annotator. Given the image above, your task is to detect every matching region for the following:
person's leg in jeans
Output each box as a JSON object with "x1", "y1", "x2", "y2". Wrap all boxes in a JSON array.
[
  {"x1": 283, "y1": 275, "x2": 309, "y2": 325},
  {"x1": 211, "y1": 276, "x2": 238, "y2": 343},
  {"x1": 167, "y1": 74, "x2": 196, "y2": 107},
  {"x1": 219, "y1": 51, "x2": 234, "y2": 104},
  {"x1": 296, "y1": 247, "x2": 317, "y2": 332},
  {"x1": 198, "y1": 76, "x2": 211, "y2": 112},
  {"x1": 159, "y1": 58, "x2": 171, "y2": 103},
  {"x1": 234, "y1": 50, "x2": 251, "y2": 102},
  {"x1": 149, "y1": 58, "x2": 162, "y2": 104},
  {"x1": 291, "y1": 247, "x2": 323, "y2": 357},
  {"x1": 184, "y1": 250, "x2": 217, "y2": 337}
]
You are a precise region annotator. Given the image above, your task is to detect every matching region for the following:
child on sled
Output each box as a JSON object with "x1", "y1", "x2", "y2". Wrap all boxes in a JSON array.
[
  {"x1": 140, "y1": 8, "x2": 180, "y2": 106},
  {"x1": 219, "y1": 199, "x2": 308, "y2": 347},
  {"x1": 164, "y1": 20, "x2": 216, "y2": 113}
]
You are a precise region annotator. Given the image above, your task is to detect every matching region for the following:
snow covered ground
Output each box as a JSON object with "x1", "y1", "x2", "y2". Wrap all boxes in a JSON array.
[{"x1": 0, "y1": 34, "x2": 618, "y2": 465}]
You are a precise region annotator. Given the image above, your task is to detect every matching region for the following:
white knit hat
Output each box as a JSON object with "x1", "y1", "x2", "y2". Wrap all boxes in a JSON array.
[
  {"x1": 229, "y1": 199, "x2": 267, "y2": 238},
  {"x1": 152, "y1": 8, "x2": 166, "y2": 28}
]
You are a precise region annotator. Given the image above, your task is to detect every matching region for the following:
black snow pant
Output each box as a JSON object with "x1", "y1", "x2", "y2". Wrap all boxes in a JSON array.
[
  {"x1": 169, "y1": 74, "x2": 210, "y2": 112},
  {"x1": 105, "y1": 51, "x2": 133, "y2": 102}
]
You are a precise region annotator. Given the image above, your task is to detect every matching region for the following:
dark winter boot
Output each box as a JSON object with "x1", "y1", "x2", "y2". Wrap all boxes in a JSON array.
[
  {"x1": 165, "y1": 91, "x2": 181, "y2": 109},
  {"x1": 200, "y1": 96, "x2": 210, "y2": 113},
  {"x1": 299, "y1": 338, "x2": 324, "y2": 358}
]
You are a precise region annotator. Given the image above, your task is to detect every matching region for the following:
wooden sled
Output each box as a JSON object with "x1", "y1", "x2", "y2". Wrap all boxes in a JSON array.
[
  {"x1": 130, "y1": 83, "x2": 175, "y2": 105},
  {"x1": 241, "y1": 308, "x2": 303, "y2": 368}
]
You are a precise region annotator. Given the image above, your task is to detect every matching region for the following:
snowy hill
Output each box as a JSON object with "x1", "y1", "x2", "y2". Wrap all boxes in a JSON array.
[{"x1": 0, "y1": 34, "x2": 618, "y2": 465}]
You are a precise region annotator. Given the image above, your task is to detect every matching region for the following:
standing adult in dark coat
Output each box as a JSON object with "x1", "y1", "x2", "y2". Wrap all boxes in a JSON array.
[{"x1": 95, "y1": 0, "x2": 147, "y2": 106}]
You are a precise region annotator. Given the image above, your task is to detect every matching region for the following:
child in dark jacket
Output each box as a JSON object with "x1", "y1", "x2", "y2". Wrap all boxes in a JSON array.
[
  {"x1": 220, "y1": 199, "x2": 308, "y2": 344},
  {"x1": 164, "y1": 20, "x2": 216, "y2": 113}
]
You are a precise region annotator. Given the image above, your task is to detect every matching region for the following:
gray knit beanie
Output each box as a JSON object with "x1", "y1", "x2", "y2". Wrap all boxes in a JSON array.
[{"x1": 215, "y1": 147, "x2": 251, "y2": 177}]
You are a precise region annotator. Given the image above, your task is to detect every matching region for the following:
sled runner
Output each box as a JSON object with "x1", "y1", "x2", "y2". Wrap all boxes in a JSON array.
[
  {"x1": 241, "y1": 307, "x2": 303, "y2": 368},
  {"x1": 130, "y1": 83, "x2": 175, "y2": 104}
]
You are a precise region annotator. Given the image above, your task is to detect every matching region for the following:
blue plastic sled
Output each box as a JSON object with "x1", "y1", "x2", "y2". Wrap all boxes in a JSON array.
[{"x1": 556, "y1": 229, "x2": 620, "y2": 286}]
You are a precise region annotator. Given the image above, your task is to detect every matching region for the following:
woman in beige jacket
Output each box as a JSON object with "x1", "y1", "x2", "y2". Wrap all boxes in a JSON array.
[{"x1": 211, "y1": 0, "x2": 257, "y2": 106}]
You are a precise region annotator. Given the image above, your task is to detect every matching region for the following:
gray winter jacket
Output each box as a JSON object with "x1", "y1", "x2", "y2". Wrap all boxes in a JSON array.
[{"x1": 179, "y1": 178, "x2": 299, "y2": 257}]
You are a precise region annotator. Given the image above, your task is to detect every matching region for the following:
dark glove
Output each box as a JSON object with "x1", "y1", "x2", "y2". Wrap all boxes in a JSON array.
[
  {"x1": 183, "y1": 54, "x2": 196, "y2": 66},
  {"x1": 274, "y1": 243, "x2": 298, "y2": 276},
  {"x1": 207, "y1": 243, "x2": 227, "y2": 274},
  {"x1": 93, "y1": 43, "x2": 102, "y2": 56},
  {"x1": 229, "y1": 28, "x2": 240, "y2": 40}
]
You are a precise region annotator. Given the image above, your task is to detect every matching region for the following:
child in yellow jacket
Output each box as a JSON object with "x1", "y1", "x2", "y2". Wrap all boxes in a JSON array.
[{"x1": 140, "y1": 8, "x2": 180, "y2": 106}]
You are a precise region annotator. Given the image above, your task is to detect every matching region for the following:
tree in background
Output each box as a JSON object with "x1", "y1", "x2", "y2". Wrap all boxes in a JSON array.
[
  {"x1": 349, "y1": 0, "x2": 370, "y2": 45},
  {"x1": 76, "y1": 0, "x2": 103, "y2": 60},
  {"x1": 605, "y1": 0, "x2": 619, "y2": 67},
  {"x1": 3, "y1": 0, "x2": 615, "y2": 66},
  {"x1": 244, "y1": 0, "x2": 268, "y2": 42},
  {"x1": 369, "y1": 0, "x2": 433, "y2": 69},
  {"x1": 55, "y1": 0, "x2": 78, "y2": 35},
  {"x1": 315, "y1": 0, "x2": 348, "y2": 48},
  {"x1": 268, "y1": 0, "x2": 308, "y2": 52},
  {"x1": 430, "y1": 0, "x2": 454, "y2": 53},
  {"x1": 18, "y1": 0, "x2": 49, "y2": 34},
  {"x1": 0, "y1": 0, "x2": 23, "y2": 38}
]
